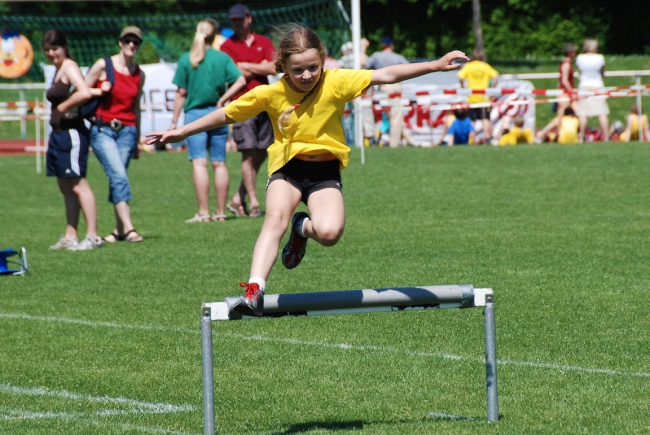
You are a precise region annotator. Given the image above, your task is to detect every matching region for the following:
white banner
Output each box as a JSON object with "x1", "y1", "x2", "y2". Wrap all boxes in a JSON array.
[{"x1": 348, "y1": 80, "x2": 536, "y2": 146}]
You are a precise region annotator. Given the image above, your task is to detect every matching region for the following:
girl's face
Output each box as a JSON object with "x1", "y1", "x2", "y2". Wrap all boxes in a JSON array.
[
  {"x1": 283, "y1": 48, "x2": 322, "y2": 93},
  {"x1": 43, "y1": 45, "x2": 66, "y2": 66}
]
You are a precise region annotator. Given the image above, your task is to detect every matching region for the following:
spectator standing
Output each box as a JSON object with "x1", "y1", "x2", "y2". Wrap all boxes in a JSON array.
[
  {"x1": 206, "y1": 18, "x2": 227, "y2": 51},
  {"x1": 220, "y1": 4, "x2": 277, "y2": 218},
  {"x1": 457, "y1": 49, "x2": 499, "y2": 143},
  {"x1": 171, "y1": 19, "x2": 246, "y2": 223},
  {"x1": 536, "y1": 44, "x2": 579, "y2": 141},
  {"x1": 576, "y1": 38, "x2": 609, "y2": 142},
  {"x1": 365, "y1": 36, "x2": 411, "y2": 147},
  {"x1": 43, "y1": 30, "x2": 102, "y2": 251},
  {"x1": 85, "y1": 26, "x2": 145, "y2": 243}
]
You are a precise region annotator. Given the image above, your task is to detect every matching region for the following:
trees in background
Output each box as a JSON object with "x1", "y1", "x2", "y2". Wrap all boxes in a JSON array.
[
  {"x1": 361, "y1": 0, "x2": 650, "y2": 59},
  {"x1": 1, "y1": 0, "x2": 649, "y2": 59}
]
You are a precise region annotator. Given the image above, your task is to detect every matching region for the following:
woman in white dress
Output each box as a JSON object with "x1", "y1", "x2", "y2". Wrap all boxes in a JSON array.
[{"x1": 576, "y1": 38, "x2": 609, "y2": 142}]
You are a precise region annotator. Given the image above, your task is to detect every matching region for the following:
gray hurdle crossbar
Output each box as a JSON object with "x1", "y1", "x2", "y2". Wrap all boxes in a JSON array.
[{"x1": 200, "y1": 284, "x2": 498, "y2": 434}]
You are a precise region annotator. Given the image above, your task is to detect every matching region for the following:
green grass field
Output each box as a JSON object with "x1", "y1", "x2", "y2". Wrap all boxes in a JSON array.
[{"x1": 2, "y1": 144, "x2": 650, "y2": 434}]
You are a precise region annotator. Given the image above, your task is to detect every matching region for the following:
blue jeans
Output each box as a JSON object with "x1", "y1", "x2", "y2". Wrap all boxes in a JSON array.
[
  {"x1": 185, "y1": 107, "x2": 229, "y2": 162},
  {"x1": 90, "y1": 124, "x2": 137, "y2": 204}
]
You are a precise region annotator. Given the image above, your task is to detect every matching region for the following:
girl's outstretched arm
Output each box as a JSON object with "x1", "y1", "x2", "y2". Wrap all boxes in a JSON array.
[
  {"x1": 146, "y1": 107, "x2": 235, "y2": 146},
  {"x1": 370, "y1": 50, "x2": 468, "y2": 86}
]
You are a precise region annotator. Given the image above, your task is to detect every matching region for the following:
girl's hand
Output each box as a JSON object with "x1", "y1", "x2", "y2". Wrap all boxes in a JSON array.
[
  {"x1": 146, "y1": 128, "x2": 185, "y2": 146},
  {"x1": 436, "y1": 51, "x2": 469, "y2": 71},
  {"x1": 100, "y1": 81, "x2": 112, "y2": 93},
  {"x1": 57, "y1": 104, "x2": 78, "y2": 119}
]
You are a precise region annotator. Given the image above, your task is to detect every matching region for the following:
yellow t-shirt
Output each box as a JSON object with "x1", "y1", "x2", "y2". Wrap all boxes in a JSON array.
[
  {"x1": 457, "y1": 60, "x2": 498, "y2": 104},
  {"x1": 558, "y1": 116, "x2": 580, "y2": 144},
  {"x1": 225, "y1": 68, "x2": 373, "y2": 174},
  {"x1": 211, "y1": 35, "x2": 227, "y2": 51},
  {"x1": 498, "y1": 127, "x2": 534, "y2": 146},
  {"x1": 620, "y1": 114, "x2": 648, "y2": 141}
]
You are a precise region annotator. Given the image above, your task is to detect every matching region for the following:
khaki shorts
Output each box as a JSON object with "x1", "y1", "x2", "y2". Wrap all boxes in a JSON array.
[{"x1": 578, "y1": 96, "x2": 609, "y2": 117}]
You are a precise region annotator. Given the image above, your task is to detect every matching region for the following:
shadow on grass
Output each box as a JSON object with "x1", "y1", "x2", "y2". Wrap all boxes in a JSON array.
[
  {"x1": 269, "y1": 413, "x2": 491, "y2": 434},
  {"x1": 270, "y1": 420, "x2": 365, "y2": 434}
]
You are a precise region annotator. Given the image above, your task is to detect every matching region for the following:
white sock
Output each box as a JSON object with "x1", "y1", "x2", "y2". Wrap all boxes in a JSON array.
[
  {"x1": 298, "y1": 217, "x2": 310, "y2": 238},
  {"x1": 249, "y1": 277, "x2": 266, "y2": 292}
]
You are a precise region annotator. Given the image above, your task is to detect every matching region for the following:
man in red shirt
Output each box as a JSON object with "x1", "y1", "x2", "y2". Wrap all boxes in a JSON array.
[{"x1": 221, "y1": 3, "x2": 277, "y2": 218}]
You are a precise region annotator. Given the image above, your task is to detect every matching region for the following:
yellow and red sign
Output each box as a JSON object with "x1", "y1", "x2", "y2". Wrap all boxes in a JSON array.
[{"x1": 0, "y1": 30, "x2": 34, "y2": 79}]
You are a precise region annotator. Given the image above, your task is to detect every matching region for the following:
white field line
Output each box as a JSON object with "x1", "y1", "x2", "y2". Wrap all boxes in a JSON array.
[
  {"x1": 2, "y1": 312, "x2": 650, "y2": 379},
  {"x1": 0, "y1": 383, "x2": 194, "y2": 414},
  {"x1": 1, "y1": 408, "x2": 165, "y2": 420},
  {"x1": 1, "y1": 409, "x2": 199, "y2": 434}
]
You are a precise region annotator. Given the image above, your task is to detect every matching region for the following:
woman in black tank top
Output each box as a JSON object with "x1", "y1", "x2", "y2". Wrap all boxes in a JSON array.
[{"x1": 43, "y1": 29, "x2": 103, "y2": 251}]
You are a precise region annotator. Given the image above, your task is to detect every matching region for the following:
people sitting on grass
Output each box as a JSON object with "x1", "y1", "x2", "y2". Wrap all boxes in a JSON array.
[
  {"x1": 498, "y1": 115, "x2": 534, "y2": 146},
  {"x1": 619, "y1": 105, "x2": 650, "y2": 143},
  {"x1": 446, "y1": 107, "x2": 475, "y2": 146},
  {"x1": 537, "y1": 107, "x2": 580, "y2": 144}
]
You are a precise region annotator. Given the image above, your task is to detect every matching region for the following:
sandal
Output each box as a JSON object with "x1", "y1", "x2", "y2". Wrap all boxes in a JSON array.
[
  {"x1": 211, "y1": 213, "x2": 227, "y2": 222},
  {"x1": 123, "y1": 229, "x2": 143, "y2": 243},
  {"x1": 227, "y1": 200, "x2": 248, "y2": 217},
  {"x1": 185, "y1": 213, "x2": 211, "y2": 223},
  {"x1": 249, "y1": 206, "x2": 264, "y2": 218},
  {"x1": 103, "y1": 231, "x2": 125, "y2": 243}
]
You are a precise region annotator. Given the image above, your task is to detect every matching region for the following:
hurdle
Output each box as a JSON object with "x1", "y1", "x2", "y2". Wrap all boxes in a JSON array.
[{"x1": 200, "y1": 284, "x2": 498, "y2": 434}]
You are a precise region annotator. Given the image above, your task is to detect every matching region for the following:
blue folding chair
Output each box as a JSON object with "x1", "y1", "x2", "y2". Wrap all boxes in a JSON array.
[{"x1": 0, "y1": 247, "x2": 28, "y2": 276}]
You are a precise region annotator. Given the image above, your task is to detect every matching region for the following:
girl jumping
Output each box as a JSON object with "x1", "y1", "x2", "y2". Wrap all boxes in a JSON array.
[{"x1": 147, "y1": 25, "x2": 467, "y2": 316}]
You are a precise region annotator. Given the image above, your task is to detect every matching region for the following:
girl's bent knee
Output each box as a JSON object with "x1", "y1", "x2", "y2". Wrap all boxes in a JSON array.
[{"x1": 313, "y1": 227, "x2": 343, "y2": 246}]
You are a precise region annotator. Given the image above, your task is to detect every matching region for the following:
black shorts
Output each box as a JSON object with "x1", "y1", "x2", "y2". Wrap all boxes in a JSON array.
[
  {"x1": 232, "y1": 112, "x2": 274, "y2": 151},
  {"x1": 267, "y1": 158, "x2": 342, "y2": 205},
  {"x1": 46, "y1": 126, "x2": 90, "y2": 178},
  {"x1": 469, "y1": 107, "x2": 491, "y2": 121}
]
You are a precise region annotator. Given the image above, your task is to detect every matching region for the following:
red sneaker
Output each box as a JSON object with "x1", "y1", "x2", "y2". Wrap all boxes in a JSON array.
[{"x1": 233, "y1": 282, "x2": 264, "y2": 317}]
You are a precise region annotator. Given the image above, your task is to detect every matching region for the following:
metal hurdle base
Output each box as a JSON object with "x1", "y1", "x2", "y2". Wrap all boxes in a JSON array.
[{"x1": 200, "y1": 284, "x2": 498, "y2": 434}]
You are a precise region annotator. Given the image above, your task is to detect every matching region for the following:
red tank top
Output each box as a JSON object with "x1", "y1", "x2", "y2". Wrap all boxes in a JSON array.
[
  {"x1": 97, "y1": 65, "x2": 141, "y2": 126},
  {"x1": 559, "y1": 59, "x2": 574, "y2": 92}
]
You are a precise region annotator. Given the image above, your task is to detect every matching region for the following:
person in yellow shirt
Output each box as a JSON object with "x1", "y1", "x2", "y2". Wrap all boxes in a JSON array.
[
  {"x1": 498, "y1": 116, "x2": 533, "y2": 145},
  {"x1": 147, "y1": 25, "x2": 468, "y2": 317},
  {"x1": 457, "y1": 49, "x2": 499, "y2": 142},
  {"x1": 206, "y1": 18, "x2": 228, "y2": 51},
  {"x1": 557, "y1": 107, "x2": 580, "y2": 144},
  {"x1": 620, "y1": 105, "x2": 650, "y2": 142},
  {"x1": 535, "y1": 107, "x2": 580, "y2": 144}
]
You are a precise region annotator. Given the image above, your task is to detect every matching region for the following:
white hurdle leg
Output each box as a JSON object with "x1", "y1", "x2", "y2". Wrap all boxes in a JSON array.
[
  {"x1": 483, "y1": 293, "x2": 499, "y2": 422},
  {"x1": 201, "y1": 309, "x2": 215, "y2": 435}
]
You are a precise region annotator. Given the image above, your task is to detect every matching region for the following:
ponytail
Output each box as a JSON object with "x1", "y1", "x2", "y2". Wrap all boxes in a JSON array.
[{"x1": 189, "y1": 20, "x2": 217, "y2": 68}]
